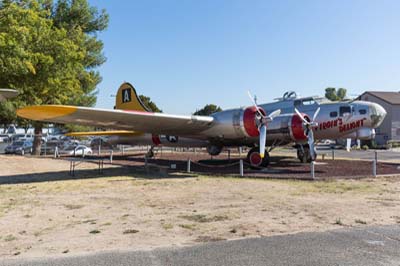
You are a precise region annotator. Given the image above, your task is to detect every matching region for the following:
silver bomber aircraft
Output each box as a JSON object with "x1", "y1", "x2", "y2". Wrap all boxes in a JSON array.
[{"x1": 16, "y1": 82, "x2": 387, "y2": 168}]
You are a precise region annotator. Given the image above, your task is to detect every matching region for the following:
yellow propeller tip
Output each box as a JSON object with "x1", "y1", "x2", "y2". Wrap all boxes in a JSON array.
[{"x1": 260, "y1": 154, "x2": 264, "y2": 158}]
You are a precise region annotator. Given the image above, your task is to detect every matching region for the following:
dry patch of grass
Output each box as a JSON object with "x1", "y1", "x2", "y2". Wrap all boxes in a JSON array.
[
  {"x1": 194, "y1": 236, "x2": 226, "y2": 242},
  {"x1": 122, "y1": 229, "x2": 139, "y2": 234},
  {"x1": 3, "y1": 234, "x2": 17, "y2": 242},
  {"x1": 64, "y1": 204, "x2": 85, "y2": 210},
  {"x1": 287, "y1": 180, "x2": 381, "y2": 195},
  {"x1": 179, "y1": 214, "x2": 230, "y2": 223},
  {"x1": 179, "y1": 224, "x2": 196, "y2": 230},
  {"x1": 355, "y1": 219, "x2": 367, "y2": 224},
  {"x1": 161, "y1": 223, "x2": 174, "y2": 230}
]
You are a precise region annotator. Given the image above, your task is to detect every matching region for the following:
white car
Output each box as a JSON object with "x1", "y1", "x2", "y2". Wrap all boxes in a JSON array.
[
  {"x1": 0, "y1": 134, "x2": 10, "y2": 142},
  {"x1": 59, "y1": 145, "x2": 93, "y2": 156}
]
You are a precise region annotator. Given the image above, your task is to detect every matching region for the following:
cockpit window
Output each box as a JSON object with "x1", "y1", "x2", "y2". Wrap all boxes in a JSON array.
[
  {"x1": 330, "y1": 111, "x2": 338, "y2": 118},
  {"x1": 302, "y1": 99, "x2": 315, "y2": 106},
  {"x1": 359, "y1": 109, "x2": 367, "y2": 115},
  {"x1": 339, "y1": 106, "x2": 351, "y2": 116}
]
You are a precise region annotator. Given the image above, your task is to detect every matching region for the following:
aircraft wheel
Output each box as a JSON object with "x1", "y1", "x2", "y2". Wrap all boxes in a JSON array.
[
  {"x1": 297, "y1": 146, "x2": 317, "y2": 163},
  {"x1": 147, "y1": 150, "x2": 154, "y2": 158},
  {"x1": 297, "y1": 148, "x2": 307, "y2": 163},
  {"x1": 247, "y1": 147, "x2": 270, "y2": 168}
]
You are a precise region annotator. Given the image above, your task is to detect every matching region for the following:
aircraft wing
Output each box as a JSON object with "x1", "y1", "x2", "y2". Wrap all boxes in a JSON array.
[
  {"x1": 0, "y1": 89, "x2": 18, "y2": 102},
  {"x1": 65, "y1": 130, "x2": 144, "y2": 137},
  {"x1": 17, "y1": 105, "x2": 214, "y2": 136}
]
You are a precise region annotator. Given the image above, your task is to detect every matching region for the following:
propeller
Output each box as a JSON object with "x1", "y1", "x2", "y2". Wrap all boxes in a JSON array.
[
  {"x1": 247, "y1": 91, "x2": 281, "y2": 158},
  {"x1": 294, "y1": 107, "x2": 320, "y2": 161}
]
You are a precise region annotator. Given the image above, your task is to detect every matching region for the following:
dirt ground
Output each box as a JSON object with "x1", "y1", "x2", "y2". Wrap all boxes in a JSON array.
[
  {"x1": 110, "y1": 151, "x2": 400, "y2": 179},
  {"x1": 1, "y1": 155, "x2": 400, "y2": 259}
]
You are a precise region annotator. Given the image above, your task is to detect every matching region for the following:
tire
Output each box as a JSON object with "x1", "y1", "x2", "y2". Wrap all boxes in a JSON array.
[
  {"x1": 247, "y1": 147, "x2": 270, "y2": 168},
  {"x1": 297, "y1": 147, "x2": 317, "y2": 163}
]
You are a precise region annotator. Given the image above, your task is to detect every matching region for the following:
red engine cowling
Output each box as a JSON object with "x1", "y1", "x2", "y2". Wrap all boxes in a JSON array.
[
  {"x1": 243, "y1": 106, "x2": 266, "y2": 137},
  {"x1": 290, "y1": 113, "x2": 310, "y2": 141}
]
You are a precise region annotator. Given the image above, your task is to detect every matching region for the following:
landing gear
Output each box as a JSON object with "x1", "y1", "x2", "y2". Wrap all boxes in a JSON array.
[
  {"x1": 296, "y1": 145, "x2": 317, "y2": 163},
  {"x1": 247, "y1": 147, "x2": 270, "y2": 168},
  {"x1": 146, "y1": 146, "x2": 155, "y2": 158}
]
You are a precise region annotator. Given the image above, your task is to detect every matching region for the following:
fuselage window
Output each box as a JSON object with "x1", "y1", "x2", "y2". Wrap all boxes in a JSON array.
[
  {"x1": 359, "y1": 109, "x2": 367, "y2": 115},
  {"x1": 339, "y1": 106, "x2": 351, "y2": 116},
  {"x1": 330, "y1": 111, "x2": 338, "y2": 118}
]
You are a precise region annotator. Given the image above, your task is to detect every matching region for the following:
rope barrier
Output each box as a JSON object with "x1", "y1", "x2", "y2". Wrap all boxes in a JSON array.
[{"x1": 190, "y1": 160, "x2": 241, "y2": 168}]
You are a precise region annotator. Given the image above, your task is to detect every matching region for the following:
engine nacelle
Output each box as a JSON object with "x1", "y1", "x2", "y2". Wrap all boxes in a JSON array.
[
  {"x1": 242, "y1": 106, "x2": 266, "y2": 137},
  {"x1": 260, "y1": 113, "x2": 310, "y2": 143},
  {"x1": 205, "y1": 107, "x2": 309, "y2": 144},
  {"x1": 289, "y1": 113, "x2": 310, "y2": 142}
]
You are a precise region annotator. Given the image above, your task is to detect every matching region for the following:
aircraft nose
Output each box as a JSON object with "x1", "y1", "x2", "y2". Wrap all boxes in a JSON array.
[{"x1": 370, "y1": 103, "x2": 387, "y2": 128}]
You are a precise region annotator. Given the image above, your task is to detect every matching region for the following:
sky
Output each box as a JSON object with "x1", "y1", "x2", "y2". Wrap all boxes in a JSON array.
[{"x1": 89, "y1": 0, "x2": 400, "y2": 114}]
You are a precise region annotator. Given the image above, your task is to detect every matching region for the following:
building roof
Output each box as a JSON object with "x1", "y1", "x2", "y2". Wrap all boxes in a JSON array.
[{"x1": 360, "y1": 91, "x2": 400, "y2": 105}]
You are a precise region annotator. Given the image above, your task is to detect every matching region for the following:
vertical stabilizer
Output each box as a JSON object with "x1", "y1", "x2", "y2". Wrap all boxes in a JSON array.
[{"x1": 115, "y1": 82, "x2": 150, "y2": 112}]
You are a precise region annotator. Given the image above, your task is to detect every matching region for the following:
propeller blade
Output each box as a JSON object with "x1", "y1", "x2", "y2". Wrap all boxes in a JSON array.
[
  {"x1": 268, "y1": 109, "x2": 281, "y2": 119},
  {"x1": 294, "y1": 108, "x2": 310, "y2": 125},
  {"x1": 247, "y1": 90, "x2": 265, "y2": 117},
  {"x1": 313, "y1": 107, "x2": 321, "y2": 121},
  {"x1": 247, "y1": 91, "x2": 256, "y2": 106},
  {"x1": 307, "y1": 128, "x2": 316, "y2": 160},
  {"x1": 259, "y1": 124, "x2": 267, "y2": 158}
]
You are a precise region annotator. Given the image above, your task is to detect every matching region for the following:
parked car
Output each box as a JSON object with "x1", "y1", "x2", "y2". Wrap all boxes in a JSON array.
[
  {"x1": 59, "y1": 144, "x2": 92, "y2": 156},
  {"x1": 5, "y1": 140, "x2": 33, "y2": 155},
  {"x1": 10, "y1": 133, "x2": 34, "y2": 142},
  {"x1": 0, "y1": 134, "x2": 10, "y2": 143}
]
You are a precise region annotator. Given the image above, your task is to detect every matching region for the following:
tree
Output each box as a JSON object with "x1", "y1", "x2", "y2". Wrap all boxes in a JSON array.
[
  {"x1": 0, "y1": 101, "x2": 17, "y2": 131},
  {"x1": 139, "y1": 95, "x2": 162, "y2": 113},
  {"x1": 193, "y1": 104, "x2": 222, "y2": 116},
  {"x1": 0, "y1": 0, "x2": 108, "y2": 154},
  {"x1": 325, "y1": 87, "x2": 347, "y2": 101}
]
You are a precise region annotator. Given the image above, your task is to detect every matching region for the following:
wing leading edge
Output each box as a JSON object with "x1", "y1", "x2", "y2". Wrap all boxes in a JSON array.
[
  {"x1": 17, "y1": 105, "x2": 214, "y2": 137},
  {"x1": 0, "y1": 89, "x2": 18, "y2": 102}
]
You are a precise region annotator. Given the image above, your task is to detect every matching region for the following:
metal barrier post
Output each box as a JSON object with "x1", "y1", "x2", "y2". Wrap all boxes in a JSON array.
[
  {"x1": 372, "y1": 159, "x2": 377, "y2": 177},
  {"x1": 311, "y1": 161, "x2": 315, "y2": 179},
  {"x1": 54, "y1": 146, "x2": 58, "y2": 159},
  {"x1": 239, "y1": 159, "x2": 244, "y2": 177},
  {"x1": 331, "y1": 148, "x2": 335, "y2": 160},
  {"x1": 187, "y1": 159, "x2": 191, "y2": 173},
  {"x1": 228, "y1": 150, "x2": 231, "y2": 161},
  {"x1": 98, "y1": 139, "x2": 101, "y2": 155},
  {"x1": 122, "y1": 145, "x2": 125, "y2": 156},
  {"x1": 110, "y1": 150, "x2": 113, "y2": 164},
  {"x1": 375, "y1": 151, "x2": 378, "y2": 162},
  {"x1": 145, "y1": 156, "x2": 148, "y2": 173}
]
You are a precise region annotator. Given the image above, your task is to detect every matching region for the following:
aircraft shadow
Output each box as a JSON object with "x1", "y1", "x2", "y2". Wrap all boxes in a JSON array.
[{"x1": 0, "y1": 163, "x2": 196, "y2": 185}]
